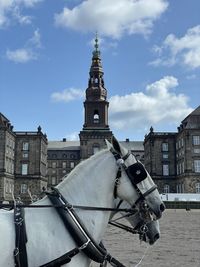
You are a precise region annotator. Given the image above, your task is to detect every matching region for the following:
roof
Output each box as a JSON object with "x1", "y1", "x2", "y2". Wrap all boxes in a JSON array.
[
  {"x1": 182, "y1": 105, "x2": 200, "y2": 129},
  {"x1": 48, "y1": 141, "x2": 80, "y2": 150},
  {"x1": 0, "y1": 113, "x2": 10, "y2": 126},
  {"x1": 120, "y1": 141, "x2": 144, "y2": 151},
  {"x1": 47, "y1": 140, "x2": 144, "y2": 152}
]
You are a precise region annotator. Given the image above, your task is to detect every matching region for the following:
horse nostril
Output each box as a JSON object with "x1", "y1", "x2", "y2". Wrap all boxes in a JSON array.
[
  {"x1": 154, "y1": 233, "x2": 160, "y2": 241},
  {"x1": 160, "y1": 203, "x2": 165, "y2": 212}
]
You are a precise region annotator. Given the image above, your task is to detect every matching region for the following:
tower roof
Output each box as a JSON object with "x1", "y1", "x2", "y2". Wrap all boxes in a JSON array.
[
  {"x1": 90, "y1": 33, "x2": 104, "y2": 76},
  {"x1": 86, "y1": 33, "x2": 107, "y2": 101}
]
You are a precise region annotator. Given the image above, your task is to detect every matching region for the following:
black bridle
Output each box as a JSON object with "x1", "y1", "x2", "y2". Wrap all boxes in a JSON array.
[{"x1": 111, "y1": 149, "x2": 158, "y2": 204}]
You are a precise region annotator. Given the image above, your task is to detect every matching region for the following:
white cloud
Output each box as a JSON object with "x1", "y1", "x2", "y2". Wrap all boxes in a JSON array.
[
  {"x1": 6, "y1": 48, "x2": 36, "y2": 63},
  {"x1": 6, "y1": 29, "x2": 42, "y2": 63},
  {"x1": 51, "y1": 88, "x2": 84, "y2": 103},
  {"x1": 0, "y1": 0, "x2": 43, "y2": 27},
  {"x1": 65, "y1": 132, "x2": 79, "y2": 141},
  {"x1": 109, "y1": 76, "x2": 193, "y2": 131},
  {"x1": 28, "y1": 29, "x2": 42, "y2": 48},
  {"x1": 150, "y1": 25, "x2": 200, "y2": 69},
  {"x1": 55, "y1": 0, "x2": 168, "y2": 38}
]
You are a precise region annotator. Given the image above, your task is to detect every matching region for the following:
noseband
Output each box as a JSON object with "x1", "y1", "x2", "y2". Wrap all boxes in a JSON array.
[{"x1": 111, "y1": 149, "x2": 157, "y2": 204}]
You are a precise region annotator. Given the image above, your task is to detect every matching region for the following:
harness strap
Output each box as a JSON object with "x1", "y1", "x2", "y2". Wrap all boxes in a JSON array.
[
  {"x1": 40, "y1": 247, "x2": 80, "y2": 267},
  {"x1": 142, "y1": 184, "x2": 158, "y2": 198},
  {"x1": 47, "y1": 188, "x2": 106, "y2": 263},
  {"x1": 13, "y1": 205, "x2": 28, "y2": 267}
]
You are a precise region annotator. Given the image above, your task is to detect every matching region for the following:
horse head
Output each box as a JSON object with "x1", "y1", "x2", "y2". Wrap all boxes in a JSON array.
[
  {"x1": 107, "y1": 136, "x2": 165, "y2": 220},
  {"x1": 113, "y1": 199, "x2": 160, "y2": 245}
]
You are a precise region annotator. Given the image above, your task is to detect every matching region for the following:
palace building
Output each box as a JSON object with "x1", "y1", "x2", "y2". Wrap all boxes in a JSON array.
[{"x1": 0, "y1": 38, "x2": 200, "y2": 203}]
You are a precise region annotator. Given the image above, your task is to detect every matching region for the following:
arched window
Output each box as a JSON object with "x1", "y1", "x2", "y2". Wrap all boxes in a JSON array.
[
  {"x1": 95, "y1": 78, "x2": 98, "y2": 84},
  {"x1": 93, "y1": 110, "x2": 99, "y2": 124}
]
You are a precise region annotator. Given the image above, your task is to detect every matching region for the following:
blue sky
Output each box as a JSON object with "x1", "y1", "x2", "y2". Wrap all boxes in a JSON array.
[{"x1": 0, "y1": 0, "x2": 200, "y2": 141}]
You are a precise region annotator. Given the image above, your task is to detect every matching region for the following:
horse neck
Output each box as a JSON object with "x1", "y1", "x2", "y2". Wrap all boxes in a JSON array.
[
  {"x1": 54, "y1": 150, "x2": 117, "y2": 241},
  {"x1": 57, "y1": 149, "x2": 116, "y2": 207}
]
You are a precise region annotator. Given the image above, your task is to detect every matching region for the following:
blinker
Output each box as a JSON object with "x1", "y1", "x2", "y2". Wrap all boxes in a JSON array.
[{"x1": 126, "y1": 162, "x2": 148, "y2": 185}]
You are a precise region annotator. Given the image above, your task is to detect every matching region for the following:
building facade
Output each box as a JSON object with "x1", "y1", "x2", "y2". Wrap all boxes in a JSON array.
[
  {"x1": 0, "y1": 38, "x2": 200, "y2": 203},
  {"x1": 144, "y1": 106, "x2": 200, "y2": 193},
  {"x1": 0, "y1": 113, "x2": 48, "y2": 203}
]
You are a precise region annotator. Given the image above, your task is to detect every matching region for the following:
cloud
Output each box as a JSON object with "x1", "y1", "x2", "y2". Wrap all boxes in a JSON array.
[
  {"x1": 55, "y1": 0, "x2": 168, "y2": 38},
  {"x1": 6, "y1": 48, "x2": 36, "y2": 63},
  {"x1": 6, "y1": 29, "x2": 42, "y2": 63},
  {"x1": 109, "y1": 76, "x2": 193, "y2": 131},
  {"x1": 28, "y1": 29, "x2": 42, "y2": 48},
  {"x1": 51, "y1": 88, "x2": 84, "y2": 103},
  {"x1": 150, "y1": 25, "x2": 200, "y2": 69},
  {"x1": 65, "y1": 132, "x2": 79, "y2": 141},
  {"x1": 0, "y1": 0, "x2": 43, "y2": 27}
]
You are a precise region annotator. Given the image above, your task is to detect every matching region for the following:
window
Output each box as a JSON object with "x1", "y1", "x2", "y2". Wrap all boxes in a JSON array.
[
  {"x1": 163, "y1": 164, "x2": 169, "y2": 176},
  {"x1": 5, "y1": 181, "x2": 9, "y2": 193},
  {"x1": 52, "y1": 162, "x2": 56, "y2": 168},
  {"x1": 162, "y1": 143, "x2": 168, "y2": 152},
  {"x1": 176, "y1": 165, "x2": 179, "y2": 175},
  {"x1": 193, "y1": 136, "x2": 200, "y2": 145},
  {"x1": 194, "y1": 148, "x2": 200, "y2": 153},
  {"x1": 52, "y1": 177, "x2": 56, "y2": 185},
  {"x1": 62, "y1": 162, "x2": 66, "y2": 168},
  {"x1": 22, "y1": 142, "x2": 29, "y2": 151},
  {"x1": 182, "y1": 161, "x2": 184, "y2": 173},
  {"x1": 181, "y1": 138, "x2": 184, "y2": 147},
  {"x1": 70, "y1": 162, "x2": 75, "y2": 169},
  {"x1": 23, "y1": 152, "x2": 28, "y2": 158},
  {"x1": 21, "y1": 184, "x2": 27, "y2": 194},
  {"x1": 177, "y1": 183, "x2": 184, "y2": 193},
  {"x1": 22, "y1": 163, "x2": 28, "y2": 175},
  {"x1": 196, "y1": 183, "x2": 200, "y2": 193},
  {"x1": 93, "y1": 110, "x2": 99, "y2": 124},
  {"x1": 194, "y1": 160, "x2": 200, "y2": 173},
  {"x1": 163, "y1": 184, "x2": 170, "y2": 194},
  {"x1": 163, "y1": 153, "x2": 168, "y2": 159}
]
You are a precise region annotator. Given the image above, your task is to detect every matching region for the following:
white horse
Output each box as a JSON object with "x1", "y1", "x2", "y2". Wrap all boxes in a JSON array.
[{"x1": 0, "y1": 137, "x2": 164, "y2": 267}]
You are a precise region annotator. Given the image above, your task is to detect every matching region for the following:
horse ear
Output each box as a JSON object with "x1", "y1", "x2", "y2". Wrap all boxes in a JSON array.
[
  {"x1": 105, "y1": 139, "x2": 112, "y2": 150},
  {"x1": 111, "y1": 136, "x2": 121, "y2": 154}
]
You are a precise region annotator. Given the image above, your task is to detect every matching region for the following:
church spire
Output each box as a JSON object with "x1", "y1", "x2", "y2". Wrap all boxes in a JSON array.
[
  {"x1": 79, "y1": 34, "x2": 113, "y2": 159},
  {"x1": 86, "y1": 33, "x2": 107, "y2": 101}
]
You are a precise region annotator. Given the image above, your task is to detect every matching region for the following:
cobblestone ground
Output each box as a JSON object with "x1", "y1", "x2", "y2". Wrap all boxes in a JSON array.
[{"x1": 91, "y1": 209, "x2": 200, "y2": 267}]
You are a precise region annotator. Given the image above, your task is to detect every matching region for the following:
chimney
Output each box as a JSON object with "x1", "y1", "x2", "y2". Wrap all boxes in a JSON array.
[
  {"x1": 63, "y1": 138, "x2": 66, "y2": 142},
  {"x1": 126, "y1": 138, "x2": 129, "y2": 142}
]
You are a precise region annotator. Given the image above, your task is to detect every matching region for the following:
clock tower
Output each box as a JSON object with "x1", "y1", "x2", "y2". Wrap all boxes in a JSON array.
[{"x1": 79, "y1": 35, "x2": 113, "y2": 159}]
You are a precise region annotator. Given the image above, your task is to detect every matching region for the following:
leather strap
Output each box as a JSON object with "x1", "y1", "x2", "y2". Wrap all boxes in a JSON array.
[{"x1": 13, "y1": 206, "x2": 28, "y2": 267}]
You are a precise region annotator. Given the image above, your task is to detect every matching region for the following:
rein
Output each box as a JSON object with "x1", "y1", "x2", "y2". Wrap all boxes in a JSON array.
[{"x1": 0, "y1": 203, "x2": 136, "y2": 213}]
